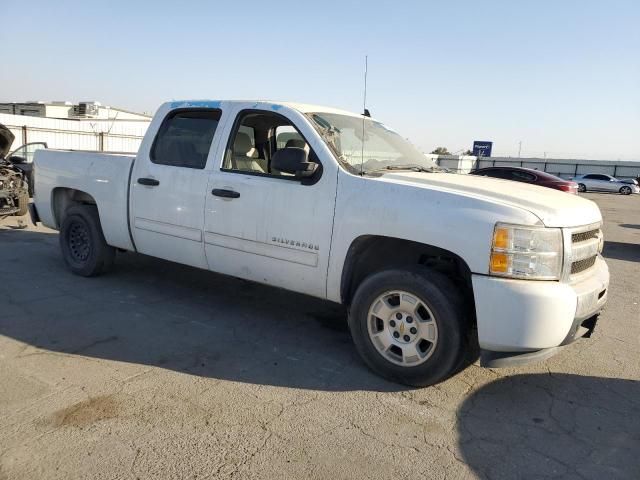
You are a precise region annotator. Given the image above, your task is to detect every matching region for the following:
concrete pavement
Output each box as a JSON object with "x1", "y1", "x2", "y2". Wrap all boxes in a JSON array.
[{"x1": 0, "y1": 192, "x2": 638, "y2": 479}]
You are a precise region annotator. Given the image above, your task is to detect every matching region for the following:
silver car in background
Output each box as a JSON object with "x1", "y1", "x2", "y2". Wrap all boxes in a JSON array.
[{"x1": 572, "y1": 174, "x2": 640, "y2": 195}]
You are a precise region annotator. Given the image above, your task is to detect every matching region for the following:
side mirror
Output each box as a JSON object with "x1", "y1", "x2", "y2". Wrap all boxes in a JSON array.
[
  {"x1": 8, "y1": 155, "x2": 26, "y2": 164},
  {"x1": 271, "y1": 148, "x2": 318, "y2": 178}
]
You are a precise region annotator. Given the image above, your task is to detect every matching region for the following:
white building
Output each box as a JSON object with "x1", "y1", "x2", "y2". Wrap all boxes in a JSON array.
[
  {"x1": 0, "y1": 101, "x2": 151, "y2": 121},
  {"x1": 0, "y1": 101, "x2": 152, "y2": 154}
]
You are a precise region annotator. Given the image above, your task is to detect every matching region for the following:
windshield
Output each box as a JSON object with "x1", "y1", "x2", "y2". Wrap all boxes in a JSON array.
[{"x1": 306, "y1": 112, "x2": 441, "y2": 174}]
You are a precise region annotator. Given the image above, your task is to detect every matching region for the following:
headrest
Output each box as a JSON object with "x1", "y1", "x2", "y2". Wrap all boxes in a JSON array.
[
  {"x1": 233, "y1": 133, "x2": 253, "y2": 155},
  {"x1": 285, "y1": 139, "x2": 306, "y2": 149}
]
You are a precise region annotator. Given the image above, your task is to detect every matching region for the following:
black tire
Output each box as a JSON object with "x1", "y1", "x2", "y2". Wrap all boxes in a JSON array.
[
  {"x1": 15, "y1": 190, "x2": 29, "y2": 216},
  {"x1": 59, "y1": 205, "x2": 115, "y2": 276},
  {"x1": 619, "y1": 186, "x2": 632, "y2": 195},
  {"x1": 578, "y1": 183, "x2": 586, "y2": 192},
  {"x1": 348, "y1": 268, "x2": 469, "y2": 387}
]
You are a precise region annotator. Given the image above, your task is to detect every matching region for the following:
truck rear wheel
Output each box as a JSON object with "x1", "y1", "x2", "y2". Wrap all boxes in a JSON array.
[
  {"x1": 59, "y1": 205, "x2": 115, "y2": 276},
  {"x1": 348, "y1": 268, "x2": 468, "y2": 387}
]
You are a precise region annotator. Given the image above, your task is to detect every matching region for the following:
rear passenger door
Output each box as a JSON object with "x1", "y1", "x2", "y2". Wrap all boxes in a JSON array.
[{"x1": 130, "y1": 108, "x2": 224, "y2": 269}]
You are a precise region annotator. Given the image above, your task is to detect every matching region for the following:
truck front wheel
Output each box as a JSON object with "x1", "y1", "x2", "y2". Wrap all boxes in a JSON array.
[
  {"x1": 15, "y1": 190, "x2": 29, "y2": 216},
  {"x1": 60, "y1": 205, "x2": 115, "y2": 276},
  {"x1": 348, "y1": 268, "x2": 468, "y2": 387}
]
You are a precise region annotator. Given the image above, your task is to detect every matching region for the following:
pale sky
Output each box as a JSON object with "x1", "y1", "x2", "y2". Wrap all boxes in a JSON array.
[{"x1": 2, "y1": 0, "x2": 639, "y2": 160}]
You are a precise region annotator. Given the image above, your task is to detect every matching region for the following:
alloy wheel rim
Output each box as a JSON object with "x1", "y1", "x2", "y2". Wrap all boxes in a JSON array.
[
  {"x1": 68, "y1": 221, "x2": 91, "y2": 263},
  {"x1": 367, "y1": 290, "x2": 438, "y2": 367}
]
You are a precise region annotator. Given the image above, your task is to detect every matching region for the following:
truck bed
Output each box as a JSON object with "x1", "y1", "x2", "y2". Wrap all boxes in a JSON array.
[{"x1": 33, "y1": 150, "x2": 136, "y2": 251}]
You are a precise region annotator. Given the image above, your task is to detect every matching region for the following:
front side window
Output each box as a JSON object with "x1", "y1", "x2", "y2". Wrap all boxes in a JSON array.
[
  {"x1": 306, "y1": 112, "x2": 441, "y2": 175},
  {"x1": 223, "y1": 111, "x2": 316, "y2": 178},
  {"x1": 11, "y1": 142, "x2": 47, "y2": 163},
  {"x1": 151, "y1": 110, "x2": 221, "y2": 169}
]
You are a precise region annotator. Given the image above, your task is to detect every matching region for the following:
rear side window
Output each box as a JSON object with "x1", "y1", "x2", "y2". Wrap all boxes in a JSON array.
[
  {"x1": 151, "y1": 110, "x2": 221, "y2": 169},
  {"x1": 510, "y1": 170, "x2": 536, "y2": 182}
]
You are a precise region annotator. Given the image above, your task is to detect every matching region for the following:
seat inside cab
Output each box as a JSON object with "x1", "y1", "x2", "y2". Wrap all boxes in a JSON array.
[{"x1": 231, "y1": 131, "x2": 266, "y2": 172}]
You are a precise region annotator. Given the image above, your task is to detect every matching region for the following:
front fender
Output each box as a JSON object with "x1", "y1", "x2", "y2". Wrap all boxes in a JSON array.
[{"x1": 326, "y1": 172, "x2": 539, "y2": 303}]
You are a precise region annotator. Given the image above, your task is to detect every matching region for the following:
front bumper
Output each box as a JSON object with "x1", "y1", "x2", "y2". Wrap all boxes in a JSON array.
[{"x1": 472, "y1": 256, "x2": 609, "y2": 365}]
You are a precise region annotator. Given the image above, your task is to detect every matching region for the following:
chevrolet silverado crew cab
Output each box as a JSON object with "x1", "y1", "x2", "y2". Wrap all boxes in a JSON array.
[{"x1": 31, "y1": 100, "x2": 609, "y2": 386}]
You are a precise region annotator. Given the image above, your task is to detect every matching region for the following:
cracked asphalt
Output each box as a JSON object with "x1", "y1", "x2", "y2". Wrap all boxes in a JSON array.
[{"x1": 0, "y1": 193, "x2": 638, "y2": 479}]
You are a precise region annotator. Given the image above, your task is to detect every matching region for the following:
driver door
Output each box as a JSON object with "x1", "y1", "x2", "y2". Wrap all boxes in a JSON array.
[
  {"x1": 203, "y1": 106, "x2": 338, "y2": 298},
  {"x1": 9, "y1": 142, "x2": 48, "y2": 163},
  {"x1": 8, "y1": 142, "x2": 47, "y2": 194},
  {"x1": 603, "y1": 176, "x2": 619, "y2": 192}
]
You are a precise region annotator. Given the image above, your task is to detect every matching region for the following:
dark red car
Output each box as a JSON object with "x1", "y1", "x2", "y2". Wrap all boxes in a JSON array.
[{"x1": 470, "y1": 166, "x2": 578, "y2": 194}]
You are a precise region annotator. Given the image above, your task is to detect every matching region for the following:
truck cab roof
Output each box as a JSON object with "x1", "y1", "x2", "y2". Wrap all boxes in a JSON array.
[{"x1": 164, "y1": 100, "x2": 365, "y2": 119}]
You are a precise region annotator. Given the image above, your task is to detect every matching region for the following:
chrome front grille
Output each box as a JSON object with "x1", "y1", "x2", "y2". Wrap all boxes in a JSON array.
[
  {"x1": 571, "y1": 255, "x2": 597, "y2": 275},
  {"x1": 572, "y1": 229, "x2": 599, "y2": 243},
  {"x1": 565, "y1": 223, "x2": 602, "y2": 281}
]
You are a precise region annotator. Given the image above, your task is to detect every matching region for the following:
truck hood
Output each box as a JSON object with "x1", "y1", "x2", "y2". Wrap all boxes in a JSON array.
[
  {"x1": 0, "y1": 123, "x2": 15, "y2": 159},
  {"x1": 378, "y1": 171, "x2": 602, "y2": 228}
]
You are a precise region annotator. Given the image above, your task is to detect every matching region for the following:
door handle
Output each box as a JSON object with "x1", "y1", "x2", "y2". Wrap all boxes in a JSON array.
[
  {"x1": 138, "y1": 177, "x2": 160, "y2": 186},
  {"x1": 212, "y1": 188, "x2": 240, "y2": 199}
]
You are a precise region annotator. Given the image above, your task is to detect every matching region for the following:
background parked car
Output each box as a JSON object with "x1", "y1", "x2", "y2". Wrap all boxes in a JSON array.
[
  {"x1": 470, "y1": 166, "x2": 578, "y2": 193},
  {"x1": 6, "y1": 142, "x2": 48, "y2": 196},
  {"x1": 572, "y1": 174, "x2": 640, "y2": 195}
]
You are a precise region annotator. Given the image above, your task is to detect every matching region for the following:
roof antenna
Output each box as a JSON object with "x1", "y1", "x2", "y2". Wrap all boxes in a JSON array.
[{"x1": 360, "y1": 55, "x2": 368, "y2": 175}]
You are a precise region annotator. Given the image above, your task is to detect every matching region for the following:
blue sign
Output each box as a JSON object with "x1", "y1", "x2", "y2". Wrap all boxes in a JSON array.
[{"x1": 472, "y1": 141, "x2": 493, "y2": 157}]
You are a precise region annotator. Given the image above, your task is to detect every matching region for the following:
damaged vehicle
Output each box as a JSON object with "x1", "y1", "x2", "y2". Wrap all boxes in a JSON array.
[{"x1": 0, "y1": 124, "x2": 29, "y2": 217}]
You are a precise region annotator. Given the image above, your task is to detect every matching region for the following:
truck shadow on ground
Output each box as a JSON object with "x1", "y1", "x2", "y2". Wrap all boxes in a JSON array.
[
  {"x1": 602, "y1": 241, "x2": 640, "y2": 262},
  {"x1": 0, "y1": 228, "x2": 415, "y2": 392},
  {"x1": 457, "y1": 373, "x2": 640, "y2": 479}
]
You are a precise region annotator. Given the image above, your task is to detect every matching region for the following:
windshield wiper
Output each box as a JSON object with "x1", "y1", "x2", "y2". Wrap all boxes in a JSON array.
[{"x1": 367, "y1": 164, "x2": 447, "y2": 174}]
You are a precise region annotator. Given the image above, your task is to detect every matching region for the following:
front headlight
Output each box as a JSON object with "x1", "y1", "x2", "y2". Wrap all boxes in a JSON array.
[{"x1": 489, "y1": 223, "x2": 563, "y2": 280}]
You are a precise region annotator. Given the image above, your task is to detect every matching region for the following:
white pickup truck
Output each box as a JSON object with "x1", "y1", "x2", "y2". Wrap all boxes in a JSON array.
[{"x1": 31, "y1": 100, "x2": 609, "y2": 386}]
